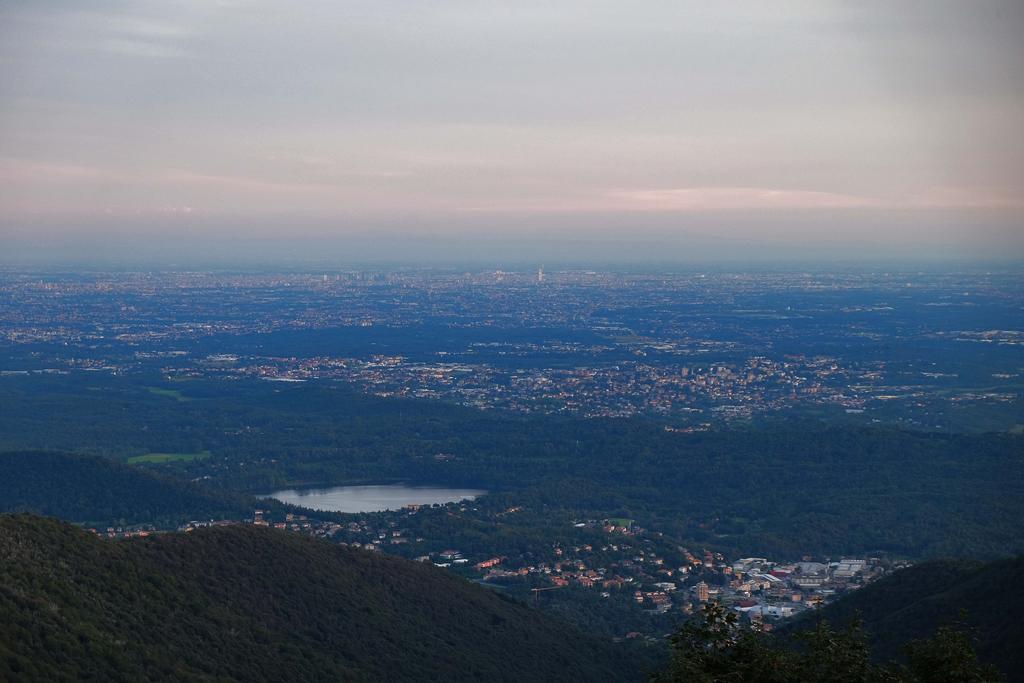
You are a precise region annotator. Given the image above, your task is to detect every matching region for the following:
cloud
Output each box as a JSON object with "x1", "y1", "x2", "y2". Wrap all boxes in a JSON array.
[
  {"x1": 106, "y1": 16, "x2": 191, "y2": 38},
  {"x1": 101, "y1": 39, "x2": 188, "y2": 59},
  {"x1": 161, "y1": 169, "x2": 338, "y2": 196},
  {"x1": 0, "y1": 0, "x2": 1021, "y2": 250},
  {"x1": 907, "y1": 186, "x2": 1024, "y2": 210},
  {"x1": 600, "y1": 186, "x2": 1024, "y2": 213},
  {"x1": 0, "y1": 158, "x2": 117, "y2": 181},
  {"x1": 606, "y1": 187, "x2": 885, "y2": 211},
  {"x1": 99, "y1": 14, "x2": 193, "y2": 58}
]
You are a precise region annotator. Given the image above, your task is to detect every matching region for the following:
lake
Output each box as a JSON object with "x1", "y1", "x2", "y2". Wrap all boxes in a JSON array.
[{"x1": 261, "y1": 484, "x2": 487, "y2": 513}]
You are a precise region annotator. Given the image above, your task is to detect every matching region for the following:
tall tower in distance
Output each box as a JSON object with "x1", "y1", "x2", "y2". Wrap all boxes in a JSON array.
[{"x1": 537, "y1": 266, "x2": 545, "y2": 284}]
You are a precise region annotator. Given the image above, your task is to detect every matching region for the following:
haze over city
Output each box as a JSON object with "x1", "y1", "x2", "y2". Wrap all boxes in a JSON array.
[
  {"x1": 2, "y1": 1, "x2": 1023, "y2": 264},
  {"x1": 3, "y1": 4, "x2": 1024, "y2": 681}
]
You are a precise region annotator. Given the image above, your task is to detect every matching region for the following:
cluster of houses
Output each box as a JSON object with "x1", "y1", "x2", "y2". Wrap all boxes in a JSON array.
[{"x1": 464, "y1": 542, "x2": 887, "y2": 622}]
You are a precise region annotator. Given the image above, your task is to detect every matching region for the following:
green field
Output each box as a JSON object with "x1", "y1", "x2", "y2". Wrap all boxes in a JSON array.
[
  {"x1": 127, "y1": 450, "x2": 211, "y2": 464},
  {"x1": 146, "y1": 387, "x2": 190, "y2": 401}
]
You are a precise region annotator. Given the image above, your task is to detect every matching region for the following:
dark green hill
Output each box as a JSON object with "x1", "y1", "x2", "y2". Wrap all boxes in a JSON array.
[
  {"x1": 0, "y1": 514, "x2": 640, "y2": 682},
  {"x1": 782, "y1": 557, "x2": 1024, "y2": 679},
  {"x1": 0, "y1": 450, "x2": 252, "y2": 528}
]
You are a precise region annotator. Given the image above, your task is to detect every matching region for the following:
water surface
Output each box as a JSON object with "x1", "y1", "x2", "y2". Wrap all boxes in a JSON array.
[{"x1": 262, "y1": 484, "x2": 486, "y2": 513}]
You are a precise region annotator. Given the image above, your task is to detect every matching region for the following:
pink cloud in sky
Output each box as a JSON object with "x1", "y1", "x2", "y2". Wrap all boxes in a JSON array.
[{"x1": 605, "y1": 187, "x2": 885, "y2": 211}]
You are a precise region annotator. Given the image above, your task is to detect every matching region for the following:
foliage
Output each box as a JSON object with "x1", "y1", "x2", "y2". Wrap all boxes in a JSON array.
[
  {"x1": 0, "y1": 450, "x2": 253, "y2": 528},
  {"x1": 0, "y1": 514, "x2": 641, "y2": 682},
  {"x1": 654, "y1": 603, "x2": 1002, "y2": 683},
  {"x1": 654, "y1": 604, "x2": 796, "y2": 682},
  {"x1": 1, "y1": 375, "x2": 1022, "y2": 559},
  {"x1": 903, "y1": 626, "x2": 1003, "y2": 683},
  {"x1": 781, "y1": 558, "x2": 1024, "y2": 678}
]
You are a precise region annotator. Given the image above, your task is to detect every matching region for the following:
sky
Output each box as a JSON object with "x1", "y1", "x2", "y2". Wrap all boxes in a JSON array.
[{"x1": 1, "y1": 1, "x2": 1022, "y2": 264}]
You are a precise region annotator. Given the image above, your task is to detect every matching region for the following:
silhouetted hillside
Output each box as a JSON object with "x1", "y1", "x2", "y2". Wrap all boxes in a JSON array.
[
  {"x1": 0, "y1": 515, "x2": 640, "y2": 682},
  {"x1": 782, "y1": 557, "x2": 1024, "y2": 680}
]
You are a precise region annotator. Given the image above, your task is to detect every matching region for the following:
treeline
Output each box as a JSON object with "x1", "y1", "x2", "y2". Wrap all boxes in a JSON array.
[
  {"x1": 0, "y1": 451, "x2": 253, "y2": 527},
  {"x1": 0, "y1": 514, "x2": 643, "y2": 682},
  {"x1": 2, "y1": 374, "x2": 1022, "y2": 558},
  {"x1": 656, "y1": 602, "x2": 1006, "y2": 682},
  {"x1": 1, "y1": 514, "x2": 1015, "y2": 681}
]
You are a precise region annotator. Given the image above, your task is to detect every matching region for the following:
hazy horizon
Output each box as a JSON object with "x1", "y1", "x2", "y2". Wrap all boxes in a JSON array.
[{"x1": 2, "y1": 1, "x2": 1022, "y2": 264}]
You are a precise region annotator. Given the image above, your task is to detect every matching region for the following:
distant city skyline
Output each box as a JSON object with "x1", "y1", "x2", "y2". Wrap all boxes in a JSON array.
[{"x1": 1, "y1": 1, "x2": 1022, "y2": 264}]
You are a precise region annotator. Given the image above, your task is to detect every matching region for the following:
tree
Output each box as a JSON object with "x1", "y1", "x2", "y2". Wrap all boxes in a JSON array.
[
  {"x1": 903, "y1": 625, "x2": 1003, "y2": 683},
  {"x1": 654, "y1": 603, "x2": 1003, "y2": 683},
  {"x1": 653, "y1": 603, "x2": 797, "y2": 683}
]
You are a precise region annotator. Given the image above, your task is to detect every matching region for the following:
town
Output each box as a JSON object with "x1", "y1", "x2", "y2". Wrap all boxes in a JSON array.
[{"x1": 1, "y1": 267, "x2": 1020, "y2": 432}]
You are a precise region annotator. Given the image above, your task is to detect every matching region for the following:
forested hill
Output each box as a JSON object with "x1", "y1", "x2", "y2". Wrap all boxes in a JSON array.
[
  {"x1": 781, "y1": 557, "x2": 1024, "y2": 679},
  {"x1": 0, "y1": 515, "x2": 641, "y2": 682},
  {"x1": 2, "y1": 376, "x2": 1022, "y2": 559},
  {"x1": 0, "y1": 450, "x2": 253, "y2": 527}
]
